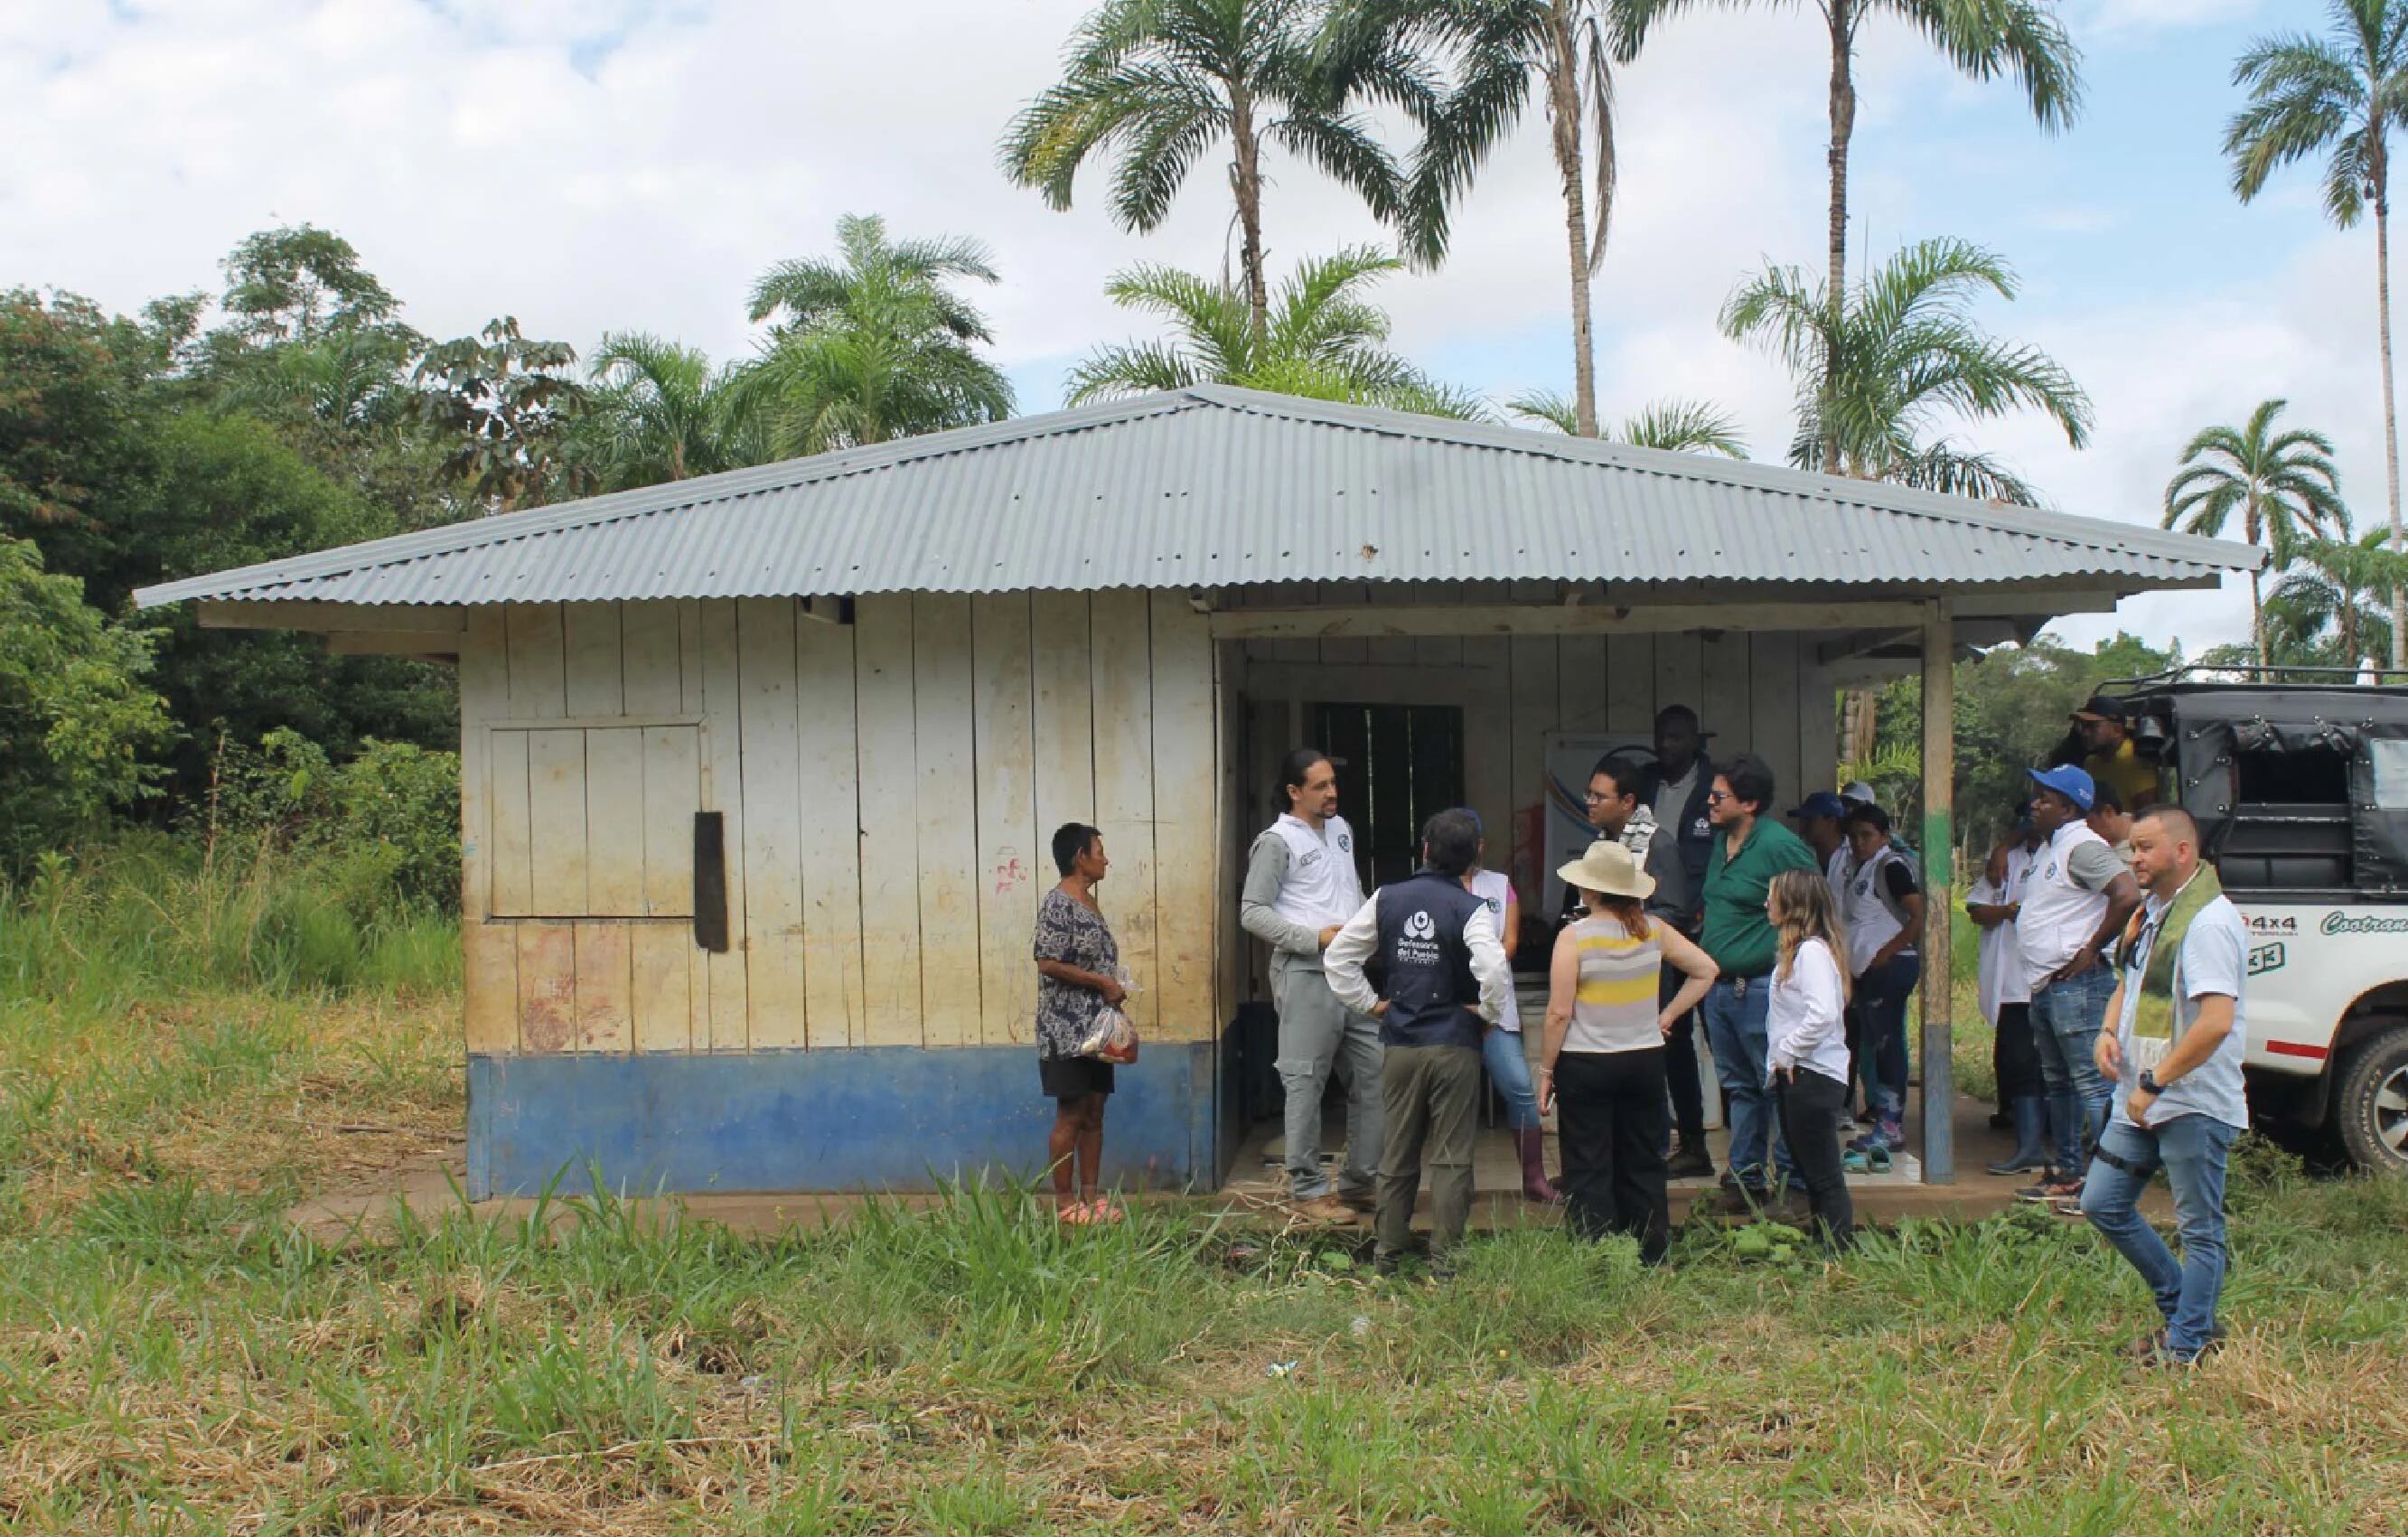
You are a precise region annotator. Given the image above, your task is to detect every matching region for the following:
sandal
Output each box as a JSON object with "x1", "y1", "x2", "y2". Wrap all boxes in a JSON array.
[
  {"x1": 1085, "y1": 1198, "x2": 1126, "y2": 1224},
  {"x1": 1841, "y1": 1146, "x2": 1893, "y2": 1176}
]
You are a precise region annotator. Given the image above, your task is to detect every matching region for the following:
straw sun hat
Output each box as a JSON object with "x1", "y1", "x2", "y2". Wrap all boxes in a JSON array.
[{"x1": 1555, "y1": 839, "x2": 1656, "y2": 901}]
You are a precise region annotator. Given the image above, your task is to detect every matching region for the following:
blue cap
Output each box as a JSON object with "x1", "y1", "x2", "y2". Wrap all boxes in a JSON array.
[
  {"x1": 1787, "y1": 792, "x2": 1849, "y2": 820},
  {"x1": 2027, "y1": 764, "x2": 2095, "y2": 811}
]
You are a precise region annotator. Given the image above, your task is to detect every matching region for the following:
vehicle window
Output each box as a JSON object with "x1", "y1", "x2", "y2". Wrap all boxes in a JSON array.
[
  {"x1": 2375, "y1": 739, "x2": 2408, "y2": 811},
  {"x1": 2235, "y1": 745, "x2": 2349, "y2": 805}
]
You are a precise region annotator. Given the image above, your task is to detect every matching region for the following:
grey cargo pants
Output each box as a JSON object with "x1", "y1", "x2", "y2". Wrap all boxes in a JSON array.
[{"x1": 1270, "y1": 951, "x2": 1384, "y2": 1199}]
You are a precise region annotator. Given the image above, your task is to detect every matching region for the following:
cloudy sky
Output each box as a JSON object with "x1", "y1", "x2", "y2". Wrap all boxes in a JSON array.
[{"x1": 4, "y1": 0, "x2": 2387, "y2": 651}]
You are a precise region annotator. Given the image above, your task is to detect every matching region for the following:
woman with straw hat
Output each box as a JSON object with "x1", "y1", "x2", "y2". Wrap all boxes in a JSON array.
[{"x1": 1541, "y1": 839, "x2": 1720, "y2": 1263}]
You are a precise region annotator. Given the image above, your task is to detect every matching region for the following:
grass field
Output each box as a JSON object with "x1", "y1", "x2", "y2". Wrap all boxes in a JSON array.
[{"x1": 4, "y1": 854, "x2": 2405, "y2": 1533}]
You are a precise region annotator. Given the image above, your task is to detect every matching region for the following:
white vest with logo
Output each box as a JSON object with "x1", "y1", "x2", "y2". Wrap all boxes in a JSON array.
[
  {"x1": 1844, "y1": 843, "x2": 1918, "y2": 974},
  {"x1": 2018, "y1": 821, "x2": 2112, "y2": 979},
  {"x1": 1468, "y1": 868, "x2": 1521, "y2": 1032},
  {"x1": 1270, "y1": 813, "x2": 1366, "y2": 932}
]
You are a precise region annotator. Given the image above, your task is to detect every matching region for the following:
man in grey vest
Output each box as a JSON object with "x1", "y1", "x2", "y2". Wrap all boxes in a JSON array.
[
  {"x1": 1241, "y1": 748, "x2": 1383, "y2": 1223},
  {"x1": 1324, "y1": 809, "x2": 1513, "y2": 1276}
]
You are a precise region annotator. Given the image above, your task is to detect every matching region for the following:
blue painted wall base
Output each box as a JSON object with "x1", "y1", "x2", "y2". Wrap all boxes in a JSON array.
[{"x1": 466, "y1": 1042, "x2": 1223, "y2": 1199}]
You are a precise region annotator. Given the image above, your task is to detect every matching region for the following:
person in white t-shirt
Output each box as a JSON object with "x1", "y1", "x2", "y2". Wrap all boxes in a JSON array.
[
  {"x1": 1763, "y1": 868, "x2": 1856, "y2": 1248},
  {"x1": 1240, "y1": 749, "x2": 1383, "y2": 1223},
  {"x1": 1462, "y1": 812, "x2": 1559, "y2": 1203},
  {"x1": 1969, "y1": 810, "x2": 2047, "y2": 1174}
]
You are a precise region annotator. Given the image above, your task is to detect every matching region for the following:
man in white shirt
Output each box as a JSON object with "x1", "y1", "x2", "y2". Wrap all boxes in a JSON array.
[
  {"x1": 1240, "y1": 749, "x2": 1382, "y2": 1223},
  {"x1": 2080, "y1": 807, "x2": 2248, "y2": 1364},
  {"x1": 1325, "y1": 809, "x2": 1512, "y2": 1277},
  {"x1": 2016, "y1": 765, "x2": 2145, "y2": 1206}
]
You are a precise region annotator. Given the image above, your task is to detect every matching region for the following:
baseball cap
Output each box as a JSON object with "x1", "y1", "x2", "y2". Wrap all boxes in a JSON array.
[
  {"x1": 1840, "y1": 780, "x2": 1878, "y2": 806},
  {"x1": 2027, "y1": 764, "x2": 2095, "y2": 811},
  {"x1": 2069, "y1": 695, "x2": 2123, "y2": 725},
  {"x1": 1788, "y1": 791, "x2": 1849, "y2": 820}
]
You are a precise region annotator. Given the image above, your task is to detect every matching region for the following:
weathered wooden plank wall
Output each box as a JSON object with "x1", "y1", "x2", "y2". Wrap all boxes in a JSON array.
[{"x1": 461, "y1": 592, "x2": 1224, "y2": 1058}]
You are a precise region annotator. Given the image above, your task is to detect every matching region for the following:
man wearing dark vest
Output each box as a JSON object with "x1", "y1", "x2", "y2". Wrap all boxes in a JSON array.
[{"x1": 1324, "y1": 809, "x2": 1513, "y2": 1276}]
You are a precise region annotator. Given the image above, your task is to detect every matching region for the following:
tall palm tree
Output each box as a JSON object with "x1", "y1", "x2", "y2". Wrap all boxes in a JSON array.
[
  {"x1": 734, "y1": 215, "x2": 1015, "y2": 456},
  {"x1": 1068, "y1": 247, "x2": 1488, "y2": 417},
  {"x1": 1327, "y1": 0, "x2": 1626, "y2": 437},
  {"x1": 2226, "y1": 0, "x2": 2408, "y2": 671},
  {"x1": 1506, "y1": 389, "x2": 1747, "y2": 455},
  {"x1": 1721, "y1": 237, "x2": 2090, "y2": 503},
  {"x1": 566, "y1": 333, "x2": 769, "y2": 492},
  {"x1": 2268, "y1": 528, "x2": 2408, "y2": 669},
  {"x1": 1624, "y1": 0, "x2": 2080, "y2": 470},
  {"x1": 999, "y1": 0, "x2": 1420, "y2": 343},
  {"x1": 2162, "y1": 398, "x2": 2348, "y2": 670}
]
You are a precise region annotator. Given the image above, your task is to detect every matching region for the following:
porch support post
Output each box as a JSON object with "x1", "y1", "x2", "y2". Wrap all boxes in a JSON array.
[{"x1": 1918, "y1": 598, "x2": 1956, "y2": 1184}]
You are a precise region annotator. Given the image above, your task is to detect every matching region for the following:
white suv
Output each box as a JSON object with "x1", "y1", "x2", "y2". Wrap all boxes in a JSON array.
[{"x1": 2102, "y1": 674, "x2": 2408, "y2": 1172}]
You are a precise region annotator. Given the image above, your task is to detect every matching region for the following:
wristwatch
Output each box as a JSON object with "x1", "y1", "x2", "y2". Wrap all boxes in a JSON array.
[{"x1": 2137, "y1": 1070, "x2": 2163, "y2": 1095}]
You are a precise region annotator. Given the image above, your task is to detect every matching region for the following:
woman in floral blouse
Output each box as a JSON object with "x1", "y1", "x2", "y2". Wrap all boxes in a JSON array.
[{"x1": 1035, "y1": 821, "x2": 1126, "y2": 1223}]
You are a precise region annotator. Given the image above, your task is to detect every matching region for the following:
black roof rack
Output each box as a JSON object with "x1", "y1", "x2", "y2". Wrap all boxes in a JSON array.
[{"x1": 2100, "y1": 662, "x2": 2407, "y2": 694}]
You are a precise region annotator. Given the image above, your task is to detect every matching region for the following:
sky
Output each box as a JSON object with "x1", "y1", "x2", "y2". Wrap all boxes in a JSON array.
[{"x1": 2, "y1": 0, "x2": 2389, "y2": 654}]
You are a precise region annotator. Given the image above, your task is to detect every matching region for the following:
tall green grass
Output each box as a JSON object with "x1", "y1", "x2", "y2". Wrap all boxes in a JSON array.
[{"x1": 2, "y1": 831, "x2": 459, "y2": 1007}]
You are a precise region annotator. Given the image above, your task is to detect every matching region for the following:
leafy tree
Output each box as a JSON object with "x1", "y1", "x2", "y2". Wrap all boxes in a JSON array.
[
  {"x1": 564, "y1": 333, "x2": 769, "y2": 491},
  {"x1": 1719, "y1": 237, "x2": 2091, "y2": 503},
  {"x1": 1507, "y1": 389, "x2": 1747, "y2": 455},
  {"x1": 2161, "y1": 398, "x2": 2348, "y2": 669},
  {"x1": 0, "y1": 539, "x2": 170, "y2": 870},
  {"x1": 1067, "y1": 247, "x2": 1487, "y2": 417},
  {"x1": 1000, "y1": 0, "x2": 1416, "y2": 342},
  {"x1": 212, "y1": 225, "x2": 405, "y2": 349},
  {"x1": 1626, "y1": 0, "x2": 2080, "y2": 471},
  {"x1": 2226, "y1": 0, "x2": 2408, "y2": 670},
  {"x1": 2267, "y1": 528, "x2": 2408, "y2": 670},
  {"x1": 0, "y1": 291, "x2": 155, "y2": 558},
  {"x1": 1330, "y1": 0, "x2": 1628, "y2": 436},
  {"x1": 735, "y1": 215, "x2": 1015, "y2": 454},
  {"x1": 412, "y1": 317, "x2": 583, "y2": 513}
]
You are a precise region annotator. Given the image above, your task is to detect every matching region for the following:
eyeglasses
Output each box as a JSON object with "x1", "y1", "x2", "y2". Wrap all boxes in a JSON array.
[
  {"x1": 1704, "y1": 789, "x2": 1731, "y2": 804},
  {"x1": 1582, "y1": 790, "x2": 1618, "y2": 804}
]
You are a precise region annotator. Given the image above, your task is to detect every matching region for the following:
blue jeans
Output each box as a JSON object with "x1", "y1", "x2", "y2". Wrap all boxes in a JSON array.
[
  {"x1": 2029, "y1": 966, "x2": 2116, "y2": 1172},
  {"x1": 1851, "y1": 951, "x2": 1921, "y2": 1126},
  {"x1": 2078, "y1": 1115, "x2": 2237, "y2": 1359},
  {"x1": 1482, "y1": 1026, "x2": 1542, "y2": 1132},
  {"x1": 1702, "y1": 975, "x2": 1794, "y2": 1189}
]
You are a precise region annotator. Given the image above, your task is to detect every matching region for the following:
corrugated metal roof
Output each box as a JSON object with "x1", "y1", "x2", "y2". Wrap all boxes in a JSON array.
[{"x1": 133, "y1": 384, "x2": 2260, "y2": 609}]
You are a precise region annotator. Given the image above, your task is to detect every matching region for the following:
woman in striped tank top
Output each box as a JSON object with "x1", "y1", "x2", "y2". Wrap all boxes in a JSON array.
[{"x1": 1541, "y1": 840, "x2": 1719, "y2": 1263}]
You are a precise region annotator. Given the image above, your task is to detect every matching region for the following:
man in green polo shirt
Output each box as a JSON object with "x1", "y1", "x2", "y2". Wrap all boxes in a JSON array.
[{"x1": 1700, "y1": 753, "x2": 1821, "y2": 1210}]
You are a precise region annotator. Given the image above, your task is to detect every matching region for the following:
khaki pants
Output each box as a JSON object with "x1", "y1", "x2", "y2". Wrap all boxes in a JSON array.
[{"x1": 1375, "y1": 1042, "x2": 1483, "y2": 1264}]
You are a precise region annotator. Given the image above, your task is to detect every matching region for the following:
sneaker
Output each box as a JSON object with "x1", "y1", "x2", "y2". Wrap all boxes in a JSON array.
[
  {"x1": 2014, "y1": 1171, "x2": 2073, "y2": 1203},
  {"x1": 1291, "y1": 1195, "x2": 1359, "y2": 1224},
  {"x1": 2048, "y1": 1196, "x2": 2086, "y2": 1221},
  {"x1": 1666, "y1": 1139, "x2": 1715, "y2": 1179},
  {"x1": 1335, "y1": 1187, "x2": 1379, "y2": 1214}
]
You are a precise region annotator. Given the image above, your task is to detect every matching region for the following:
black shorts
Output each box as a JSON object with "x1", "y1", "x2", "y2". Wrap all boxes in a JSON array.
[{"x1": 1039, "y1": 1055, "x2": 1115, "y2": 1101}]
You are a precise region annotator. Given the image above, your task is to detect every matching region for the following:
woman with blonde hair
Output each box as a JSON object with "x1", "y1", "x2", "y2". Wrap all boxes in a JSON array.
[
  {"x1": 1764, "y1": 868, "x2": 1857, "y2": 1247},
  {"x1": 1541, "y1": 839, "x2": 1719, "y2": 1263}
]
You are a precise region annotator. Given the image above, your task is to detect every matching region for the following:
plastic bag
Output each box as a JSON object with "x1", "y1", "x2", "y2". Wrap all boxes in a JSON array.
[{"x1": 1076, "y1": 965, "x2": 1141, "y2": 1063}]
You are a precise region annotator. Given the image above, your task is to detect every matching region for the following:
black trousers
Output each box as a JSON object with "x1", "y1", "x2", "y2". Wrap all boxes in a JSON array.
[
  {"x1": 1556, "y1": 1047, "x2": 1670, "y2": 1264},
  {"x1": 1660, "y1": 967, "x2": 1704, "y2": 1139},
  {"x1": 1993, "y1": 1001, "x2": 2042, "y2": 1102},
  {"x1": 1774, "y1": 1067, "x2": 1856, "y2": 1249}
]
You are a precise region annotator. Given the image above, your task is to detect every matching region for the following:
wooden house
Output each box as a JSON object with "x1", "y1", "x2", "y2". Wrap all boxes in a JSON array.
[{"x1": 136, "y1": 387, "x2": 2258, "y2": 1193}]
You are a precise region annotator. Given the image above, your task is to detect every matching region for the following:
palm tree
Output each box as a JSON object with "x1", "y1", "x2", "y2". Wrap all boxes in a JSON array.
[
  {"x1": 566, "y1": 333, "x2": 770, "y2": 492},
  {"x1": 999, "y1": 0, "x2": 1419, "y2": 343},
  {"x1": 1067, "y1": 247, "x2": 1487, "y2": 417},
  {"x1": 2226, "y1": 0, "x2": 2408, "y2": 671},
  {"x1": 1720, "y1": 238, "x2": 2091, "y2": 503},
  {"x1": 1623, "y1": 0, "x2": 2080, "y2": 470},
  {"x1": 2268, "y1": 528, "x2": 2408, "y2": 669},
  {"x1": 1506, "y1": 390, "x2": 1747, "y2": 455},
  {"x1": 2162, "y1": 399, "x2": 2348, "y2": 670},
  {"x1": 1326, "y1": 0, "x2": 1627, "y2": 437},
  {"x1": 734, "y1": 215, "x2": 1015, "y2": 455}
]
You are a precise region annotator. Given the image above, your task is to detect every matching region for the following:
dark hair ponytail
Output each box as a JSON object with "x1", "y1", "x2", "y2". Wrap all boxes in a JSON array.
[{"x1": 1278, "y1": 748, "x2": 1330, "y2": 804}]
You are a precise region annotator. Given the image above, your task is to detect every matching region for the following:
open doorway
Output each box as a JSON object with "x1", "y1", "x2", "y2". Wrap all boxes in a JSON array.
[{"x1": 1312, "y1": 702, "x2": 1466, "y2": 888}]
